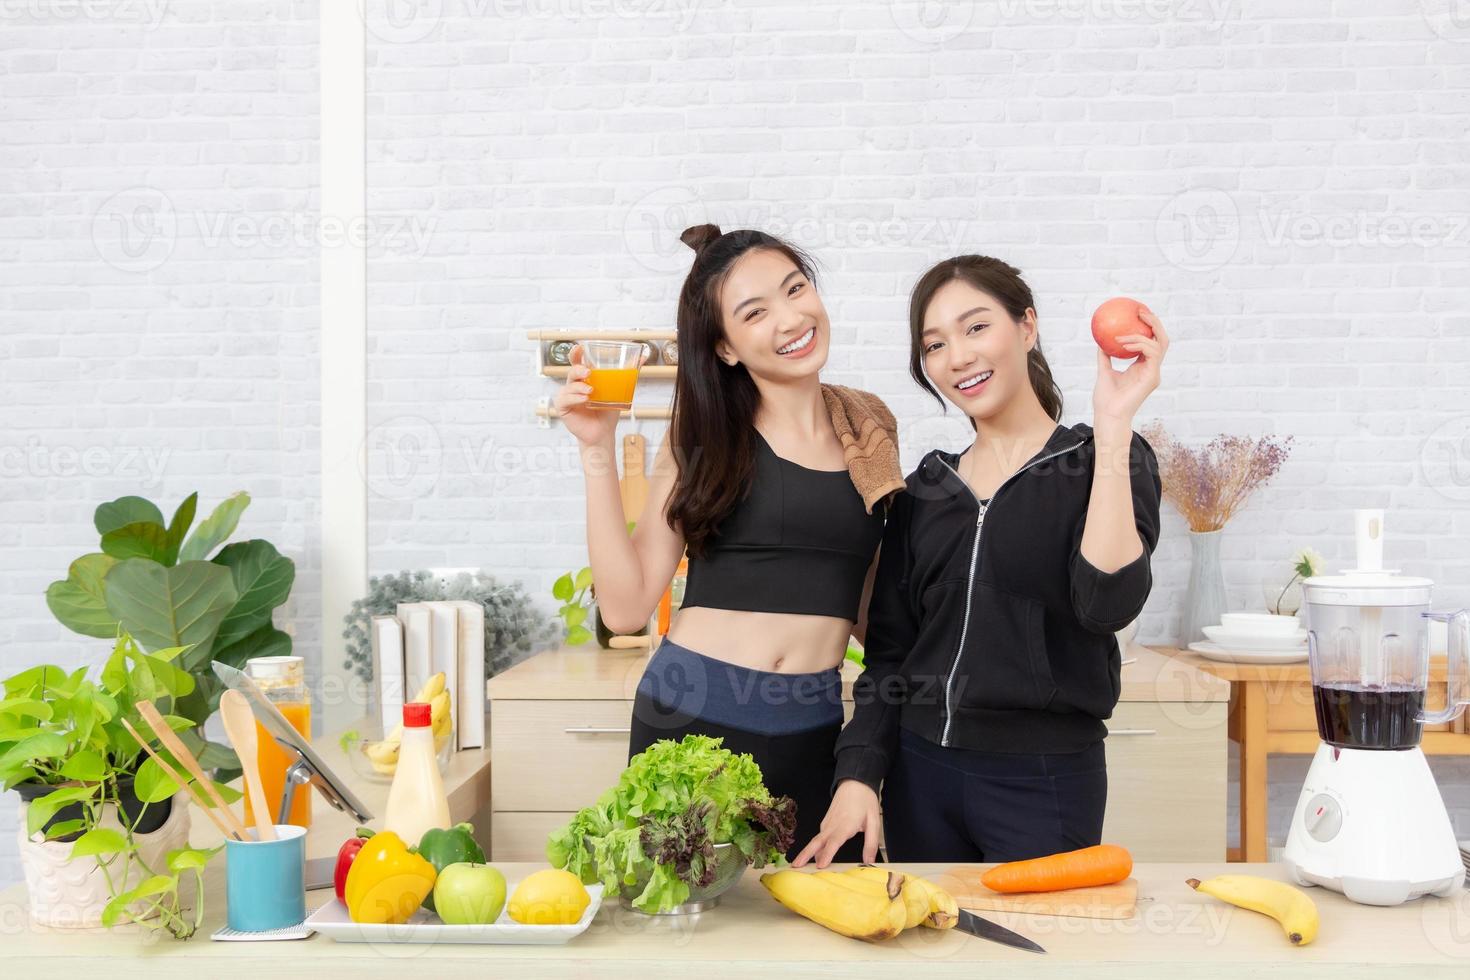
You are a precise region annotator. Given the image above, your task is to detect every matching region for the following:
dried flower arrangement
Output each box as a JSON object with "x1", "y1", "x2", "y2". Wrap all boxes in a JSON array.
[{"x1": 1141, "y1": 423, "x2": 1294, "y2": 532}]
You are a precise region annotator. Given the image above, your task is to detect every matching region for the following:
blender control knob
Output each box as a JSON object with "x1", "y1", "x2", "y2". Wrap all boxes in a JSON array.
[{"x1": 1304, "y1": 793, "x2": 1343, "y2": 842}]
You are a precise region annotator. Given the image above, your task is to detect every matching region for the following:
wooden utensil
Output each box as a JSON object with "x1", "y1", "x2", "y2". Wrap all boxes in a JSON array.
[
  {"x1": 934, "y1": 867, "x2": 1139, "y2": 920},
  {"x1": 608, "y1": 634, "x2": 653, "y2": 650},
  {"x1": 119, "y1": 717, "x2": 244, "y2": 842},
  {"x1": 219, "y1": 690, "x2": 277, "y2": 841},
  {"x1": 619, "y1": 433, "x2": 648, "y2": 522},
  {"x1": 133, "y1": 700, "x2": 251, "y2": 841}
]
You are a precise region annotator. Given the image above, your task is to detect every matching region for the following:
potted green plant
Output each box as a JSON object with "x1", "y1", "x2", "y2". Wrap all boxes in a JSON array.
[
  {"x1": 0, "y1": 632, "x2": 237, "y2": 936},
  {"x1": 45, "y1": 491, "x2": 295, "y2": 778}
]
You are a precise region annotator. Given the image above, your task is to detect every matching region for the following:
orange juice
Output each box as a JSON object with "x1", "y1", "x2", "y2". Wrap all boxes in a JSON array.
[
  {"x1": 243, "y1": 700, "x2": 312, "y2": 828},
  {"x1": 587, "y1": 366, "x2": 639, "y2": 408}
]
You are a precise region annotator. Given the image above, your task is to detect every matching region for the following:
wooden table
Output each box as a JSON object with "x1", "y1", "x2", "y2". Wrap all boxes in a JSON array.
[
  {"x1": 1156, "y1": 648, "x2": 1470, "y2": 863},
  {"x1": 3, "y1": 861, "x2": 1468, "y2": 976}
]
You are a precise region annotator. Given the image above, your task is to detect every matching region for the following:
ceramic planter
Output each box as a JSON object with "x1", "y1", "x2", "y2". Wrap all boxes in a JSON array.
[{"x1": 16, "y1": 790, "x2": 191, "y2": 929}]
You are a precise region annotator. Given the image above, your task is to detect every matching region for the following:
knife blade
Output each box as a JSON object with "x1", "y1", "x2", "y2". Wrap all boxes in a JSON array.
[{"x1": 955, "y1": 908, "x2": 1046, "y2": 954}]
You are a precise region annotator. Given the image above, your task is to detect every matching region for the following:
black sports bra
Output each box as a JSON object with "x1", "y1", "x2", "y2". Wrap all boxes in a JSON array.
[{"x1": 679, "y1": 432, "x2": 885, "y2": 621}]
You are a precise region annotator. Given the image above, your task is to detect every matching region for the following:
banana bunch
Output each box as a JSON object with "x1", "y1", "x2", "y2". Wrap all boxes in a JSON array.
[
  {"x1": 1187, "y1": 875, "x2": 1319, "y2": 946},
  {"x1": 760, "y1": 865, "x2": 959, "y2": 942},
  {"x1": 361, "y1": 672, "x2": 453, "y2": 776}
]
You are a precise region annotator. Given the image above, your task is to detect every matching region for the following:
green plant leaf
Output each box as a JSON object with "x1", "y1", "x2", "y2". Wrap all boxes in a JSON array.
[
  {"x1": 211, "y1": 623, "x2": 291, "y2": 670},
  {"x1": 104, "y1": 558, "x2": 237, "y2": 673},
  {"x1": 134, "y1": 756, "x2": 182, "y2": 803},
  {"x1": 176, "y1": 728, "x2": 239, "y2": 776},
  {"x1": 552, "y1": 573, "x2": 574, "y2": 601},
  {"x1": 100, "y1": 521, "x2": 173, "y2": 564},
  {"x1": 95, "y1": 496, "x2": 164, "y2": 536},
  {"x1": 0, "y1": 732, "x2": 69, "y2": 770},
  {"x1": 45, "y1": 553, "x2": 122, "y2": 639},
  {"x1": 43, "y1": 818, "x2": 83, "y2": 838},
  {"x1": 58, "y1": 749, "x2": 106, "y2": 782},
  {"x1": 574, "y1": 567, "x2": 593, "y2": 592},
  {"x1": 210, "y1": 540, "x2": 295, "y2": 652},
  {"x1": 101, "y1": 874, "x2": 175, "y2": 928},
  {"x1": 26, "y1": 785, "x2": 98, "y2": 837},
  {"x1": 563, "y1": 605, "x2": 588, "y2": 628},
  {"x1": 565, "y1": 626, "x2": 593, "y2": 646},
  {"x1": 166, "y1": 845, "x2": 219, "y2": 873},
  {"x1": 0, "y1": 697, "x2": 53, "y2": 723},
  {"x1": 178, "y1": 492, "x2": 250, "y2": 563},
  {"x1": 164, "y1": 492, "x2": 198, "y2": 566},
  {"x1": 158, "y1": 714, "x2": 195, "y2": 732},
  {"x1": 211, "y1": 779, "x2": 243, "y2": 804},
  {"x1": 70, "y1": 827, "x2": 128, "y2": 859}
]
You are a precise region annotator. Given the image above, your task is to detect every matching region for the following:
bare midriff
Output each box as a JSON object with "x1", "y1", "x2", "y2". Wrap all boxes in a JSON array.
[{"x1": 667, "y1": 605, "x2": 853, "y2": 674}]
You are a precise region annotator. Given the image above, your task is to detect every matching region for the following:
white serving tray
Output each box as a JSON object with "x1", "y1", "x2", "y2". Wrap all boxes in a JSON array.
[{"x1": 306, "y1": 883, "x2": 603, "y2": 945}]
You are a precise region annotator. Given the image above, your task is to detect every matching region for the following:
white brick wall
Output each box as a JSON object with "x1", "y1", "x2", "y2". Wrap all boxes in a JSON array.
[
  {"x1": 4, "y1": 0, "x2": 1470, "y2": 882},
  {"x1": 0, "y1": 1, "x2": 321, "y2": 883}
]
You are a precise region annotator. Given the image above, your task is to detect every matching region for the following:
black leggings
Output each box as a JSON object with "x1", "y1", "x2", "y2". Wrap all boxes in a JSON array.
[
  {"x1": 880, "y1": 727, "x2": 1107, "y2": 863},
  {"x1": 626, "y1": 640, "x2": 862, "y2": 864}
]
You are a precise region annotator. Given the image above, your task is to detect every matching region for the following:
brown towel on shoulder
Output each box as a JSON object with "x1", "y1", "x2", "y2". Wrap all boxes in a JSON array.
[{"x1": 821, "y1": 383, "x2": 905, "y2": 514}]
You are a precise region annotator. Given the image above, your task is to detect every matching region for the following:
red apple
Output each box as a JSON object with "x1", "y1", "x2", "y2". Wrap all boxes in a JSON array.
[{"x1": 1091, "y1": 297, "x2": 1154, "y2": 359}]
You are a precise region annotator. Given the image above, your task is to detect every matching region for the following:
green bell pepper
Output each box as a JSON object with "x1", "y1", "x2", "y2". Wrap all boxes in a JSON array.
[{"x1": 414, "y1": 822, "x2": 486, "y2": 912}]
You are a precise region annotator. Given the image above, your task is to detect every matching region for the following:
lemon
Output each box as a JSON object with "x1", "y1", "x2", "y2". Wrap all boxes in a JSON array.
[{"x1": 507, "y1": 869, "x2": 591, "y2": 925}]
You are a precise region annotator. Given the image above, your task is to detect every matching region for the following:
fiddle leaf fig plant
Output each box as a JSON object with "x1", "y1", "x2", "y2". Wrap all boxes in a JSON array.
[{"x1": 45, "y1": 492, "x2": 295, "y2": 776}]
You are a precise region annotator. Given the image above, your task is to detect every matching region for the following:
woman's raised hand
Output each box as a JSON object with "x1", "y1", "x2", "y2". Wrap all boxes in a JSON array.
[
  {"x1": 552, "y1": 344, "x2": 621, "y2": 448},
  {"x1": 1093, "y1": 305, "x2": 1168, "y2": 429}
]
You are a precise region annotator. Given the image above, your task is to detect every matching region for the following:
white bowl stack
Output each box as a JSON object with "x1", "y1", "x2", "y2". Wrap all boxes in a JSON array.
[{"x1": 1189, "y1": 613, "x2": 1309, "y2": 663}]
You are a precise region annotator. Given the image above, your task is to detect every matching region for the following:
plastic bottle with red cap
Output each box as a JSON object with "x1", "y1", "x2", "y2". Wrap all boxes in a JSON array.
[{"x1": 382, "y1": 701, "x2": 450, "y2": 845}]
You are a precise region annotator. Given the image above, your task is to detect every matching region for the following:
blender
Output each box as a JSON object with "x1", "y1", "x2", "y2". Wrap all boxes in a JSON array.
[{"x1": 1282, "y1": 509, "x2": 1469, "y2": 906}]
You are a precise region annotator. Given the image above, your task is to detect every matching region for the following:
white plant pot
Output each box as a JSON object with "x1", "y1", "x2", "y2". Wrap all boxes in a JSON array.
[{"x1": 17, "y1": 791, "x2": 192, "y2": 929}]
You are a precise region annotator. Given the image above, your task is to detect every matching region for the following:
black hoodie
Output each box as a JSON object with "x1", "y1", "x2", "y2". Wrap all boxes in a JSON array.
[{"x1": 833, "y1": 422, "x2": 1162, "y2": 794}]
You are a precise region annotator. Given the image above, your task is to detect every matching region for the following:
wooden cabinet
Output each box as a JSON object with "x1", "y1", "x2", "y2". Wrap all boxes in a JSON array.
[{"x1": 487, "y1": 646, "x2": 1230, "y2": 863}]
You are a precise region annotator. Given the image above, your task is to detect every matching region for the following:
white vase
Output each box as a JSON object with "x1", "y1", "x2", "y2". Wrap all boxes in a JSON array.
[
  {"x1": 17, "y1": 791, "x2": 192, "y2": 929},
  {"x1": 1180, "y1": 529, "x2": 1228, "y2": 647}
]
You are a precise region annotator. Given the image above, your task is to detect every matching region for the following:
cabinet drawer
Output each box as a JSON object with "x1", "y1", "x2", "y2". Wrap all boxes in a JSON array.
[
  {"x1": 1103, "y1": 701, "x2": 1228, "y2": 862},
  {"x1": 491, "y1": 700, "x2": 634, "y2": 811},
  {"x1": 491, "y1": 811, "x2": 575, "y2": 863}
]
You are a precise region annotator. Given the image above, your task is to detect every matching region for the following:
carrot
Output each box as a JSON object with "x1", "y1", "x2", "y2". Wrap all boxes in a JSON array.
[{"x1": 980, "y1": 844, "x2": 1133, "y2": 894}]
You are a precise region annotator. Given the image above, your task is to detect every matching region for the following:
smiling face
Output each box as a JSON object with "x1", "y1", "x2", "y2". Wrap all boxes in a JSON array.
[
  {"x1": 919, "y1": 278, "x2": 1037, "y2": 421},
  {"x1": 712, "y1": 248, "x2": 829, "y2": 381}
]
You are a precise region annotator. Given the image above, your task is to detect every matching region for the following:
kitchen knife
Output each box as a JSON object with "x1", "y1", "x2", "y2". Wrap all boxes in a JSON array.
[{"x1": 956, "y1": 908, "x2": 1047, "y2": 954}]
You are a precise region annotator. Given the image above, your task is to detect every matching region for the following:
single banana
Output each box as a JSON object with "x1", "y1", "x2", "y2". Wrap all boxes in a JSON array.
[
  {"x1": 761, "y1": 870, "x2": 907, "y2": 942},
  {"x1": 816, "y1": 870, "x2": 926, "y2": 929},
  {"x1": 846, "y1": 865, "x2": 958, "y2": 930},
  {"x1": 1188, "y1": 875, "x2": 1319, "y2": 946}
]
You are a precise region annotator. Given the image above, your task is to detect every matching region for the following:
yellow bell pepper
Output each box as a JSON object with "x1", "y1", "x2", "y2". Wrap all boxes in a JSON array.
[{"x1": 342, "y1": 830, "x2": 437, "y2": 924}]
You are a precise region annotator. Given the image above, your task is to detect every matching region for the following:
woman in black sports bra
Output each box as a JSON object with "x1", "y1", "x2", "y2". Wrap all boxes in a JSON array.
[{"x1": 551, "y1": 224, "x2": 890, "y2": 862}]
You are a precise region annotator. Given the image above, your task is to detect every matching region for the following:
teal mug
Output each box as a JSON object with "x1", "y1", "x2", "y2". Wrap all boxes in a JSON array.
[{"x1": 225, "y1": 825, "x2": 307, "y2": 932}]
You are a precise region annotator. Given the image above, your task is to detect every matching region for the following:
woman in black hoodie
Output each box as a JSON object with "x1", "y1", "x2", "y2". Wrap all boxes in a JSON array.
[{"x1": 795, "y1": 255, "x2": 1167, "y2": 866}]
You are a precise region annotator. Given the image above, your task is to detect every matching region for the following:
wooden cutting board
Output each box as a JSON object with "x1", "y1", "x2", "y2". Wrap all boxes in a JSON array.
[
  {"x1": 619, "y1": 433, "x2": 648, "y2": 522},
  {"x1": 933, "y1": 866, "x2": 1139, "y2": 920}
]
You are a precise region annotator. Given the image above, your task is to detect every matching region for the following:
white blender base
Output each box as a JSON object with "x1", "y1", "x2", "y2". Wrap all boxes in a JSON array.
[{"x1": 1282, "y1": 743, "x2": 1465, "y2": 906}]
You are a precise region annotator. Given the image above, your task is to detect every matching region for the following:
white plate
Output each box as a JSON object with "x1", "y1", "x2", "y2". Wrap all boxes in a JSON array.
[
  {"x1": 1189, "y1": 641, "x2": 1308, "y2": 664},
  {"x1": 1219, "y1": 613, "x2": 1301, "y2": 636},
  {"x1": 306, "y1": 883, "x2": 603, "y2": 945},
  {"x1": 1202, "y1": 626, "x2": 1308, "y2": 651}
]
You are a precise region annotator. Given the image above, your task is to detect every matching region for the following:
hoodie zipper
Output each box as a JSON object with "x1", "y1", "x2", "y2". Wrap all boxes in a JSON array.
[{"x1": 935, "y1": 438, "x2": 1086, "y2": 747}]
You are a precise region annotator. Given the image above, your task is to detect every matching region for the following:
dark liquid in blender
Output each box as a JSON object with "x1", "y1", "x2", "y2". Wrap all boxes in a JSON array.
[{"x1": 1312, "y1": 684, "x2": 1425, "y2": 750}]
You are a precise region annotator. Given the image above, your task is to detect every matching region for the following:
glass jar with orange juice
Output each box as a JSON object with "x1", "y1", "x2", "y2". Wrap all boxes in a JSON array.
[
  {"x1": 243, "y1": 655, "x2": 312, "y2": 828},
  {"x1": 579, "y1": 340, "x2": 645, "y2": 410}
]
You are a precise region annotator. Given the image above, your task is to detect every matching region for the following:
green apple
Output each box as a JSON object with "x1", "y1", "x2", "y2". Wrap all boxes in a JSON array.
[{"x1": 433, "y1": 862, "x2": 507, "y2": 925}]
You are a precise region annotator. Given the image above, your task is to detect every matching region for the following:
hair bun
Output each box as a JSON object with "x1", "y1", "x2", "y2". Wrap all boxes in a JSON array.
[{"x1": 680, "y1": 223, "x2": 722, "y2": 254}]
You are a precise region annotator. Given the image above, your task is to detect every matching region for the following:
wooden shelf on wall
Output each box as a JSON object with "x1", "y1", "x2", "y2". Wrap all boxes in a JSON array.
[{"x1": 535, "y1": 403, "x2": 672, "y2": 421}]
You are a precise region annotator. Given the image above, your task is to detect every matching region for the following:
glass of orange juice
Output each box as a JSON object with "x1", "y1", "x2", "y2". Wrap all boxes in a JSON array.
[{"x1": 580, "y1": 340, "x2": 644, "y2": 410}]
